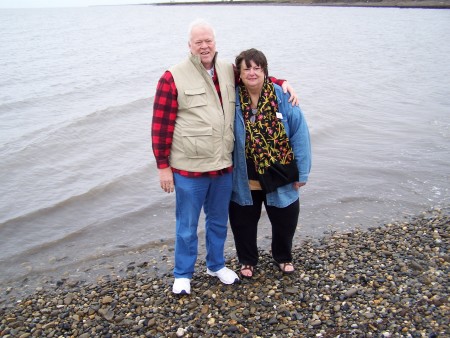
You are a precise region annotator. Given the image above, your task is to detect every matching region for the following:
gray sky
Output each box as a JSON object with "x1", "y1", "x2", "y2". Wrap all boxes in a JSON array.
[{"x1": 0, "y1": 0, "x2": 172, "y2": 8}]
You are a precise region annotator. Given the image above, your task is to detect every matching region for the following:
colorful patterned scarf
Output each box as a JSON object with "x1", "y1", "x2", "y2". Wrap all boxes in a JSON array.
[{"x1": 239, "y1": 78, "x2": 295, "y2": 175}]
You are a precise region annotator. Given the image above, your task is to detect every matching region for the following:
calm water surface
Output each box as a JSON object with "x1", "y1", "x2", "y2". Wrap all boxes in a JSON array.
[{"x1": 0, "y1": 5, "x2": 449, "y2": 292}]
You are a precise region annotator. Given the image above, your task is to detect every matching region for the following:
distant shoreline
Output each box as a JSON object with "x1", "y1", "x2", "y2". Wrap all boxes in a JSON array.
[{"x1": 152, "y1": 0, "x2": 450, "y2": 9}]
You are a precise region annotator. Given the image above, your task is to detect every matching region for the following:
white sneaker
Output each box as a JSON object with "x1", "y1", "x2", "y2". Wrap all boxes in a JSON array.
[
  {"x1": 206, "y1": 267, "x2": 239, "y2": 284},
  {"x1": 172, "y1": 278, "x2": 191, "y2": 295}
]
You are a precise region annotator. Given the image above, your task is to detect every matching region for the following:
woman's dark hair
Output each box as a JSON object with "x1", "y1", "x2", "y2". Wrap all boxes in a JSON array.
[{"x1": 235, "y1": 48, "x2": 269, "y2": 76}]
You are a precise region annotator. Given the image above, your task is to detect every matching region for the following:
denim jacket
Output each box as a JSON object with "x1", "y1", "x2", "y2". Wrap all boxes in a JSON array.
[{"x1": 231, "y1": 84, "x2": 312, "y2": 208}]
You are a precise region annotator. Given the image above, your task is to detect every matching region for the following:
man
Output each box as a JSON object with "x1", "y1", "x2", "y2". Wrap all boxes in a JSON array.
[{"x1": 152, "y1": 19, "x2": 298, "y2": 295}]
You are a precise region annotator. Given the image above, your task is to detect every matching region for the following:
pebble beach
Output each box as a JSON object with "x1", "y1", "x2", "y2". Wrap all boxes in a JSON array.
[{"x1": 1, "y1": 207, "x2": 448, "y2": 337}]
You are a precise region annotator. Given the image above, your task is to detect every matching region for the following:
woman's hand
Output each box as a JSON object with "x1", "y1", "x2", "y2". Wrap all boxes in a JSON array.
[{"x1": 293, "y1": 182, "x2": 306, "y2": 190}]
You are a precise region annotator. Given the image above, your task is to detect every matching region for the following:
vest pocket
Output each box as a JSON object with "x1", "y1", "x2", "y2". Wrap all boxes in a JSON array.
[
  {"x1": 226, "y1": 84, "x2": 236, "y2": 103},
  {"x1": 181, "y1": 127, "x2": 214, "y2": 158},
  {"x1": 185, "y1": 87, "x2": 207, "y2": 108},
  {"x1": 225, "y1": 123, "x2": 234, "y2": 154}
]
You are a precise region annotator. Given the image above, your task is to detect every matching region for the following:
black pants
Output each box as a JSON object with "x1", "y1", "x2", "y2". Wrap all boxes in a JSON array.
[{"x1": 229, "y1": 190, "x2": 299, "y2": 266}]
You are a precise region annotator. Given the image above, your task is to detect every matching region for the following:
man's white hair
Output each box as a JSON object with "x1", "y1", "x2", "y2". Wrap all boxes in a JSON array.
[{"x1": 188, "y1": 18, "x2": 216, "y2": 41}]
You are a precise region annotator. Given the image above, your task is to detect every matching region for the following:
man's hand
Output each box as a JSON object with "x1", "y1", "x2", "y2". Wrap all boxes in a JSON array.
[
  {"x1": 281, "y1": 81, "x2": 299, "y2": 106},
  {"x1": 159, "y1": 167, "x2": 174, "y2": 193}
]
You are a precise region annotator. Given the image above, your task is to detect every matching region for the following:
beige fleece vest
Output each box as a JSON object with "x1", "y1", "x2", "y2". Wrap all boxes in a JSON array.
[{"x1": 169, "y1": 54, "x2": 236, "y2": 172}]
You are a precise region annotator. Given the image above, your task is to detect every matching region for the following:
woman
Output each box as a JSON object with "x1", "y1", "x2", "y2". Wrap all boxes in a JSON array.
[{"x1": 229, "y1": 48, "x2": 311, "y2": 278}]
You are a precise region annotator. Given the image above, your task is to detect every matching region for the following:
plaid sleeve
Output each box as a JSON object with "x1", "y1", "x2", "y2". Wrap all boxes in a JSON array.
[
  {"x1": 269, "y1": 76, "x2": 286, "y2": 86},
  {"x1": 151, "y1": 71, "x2": 178, "y2": 169}
]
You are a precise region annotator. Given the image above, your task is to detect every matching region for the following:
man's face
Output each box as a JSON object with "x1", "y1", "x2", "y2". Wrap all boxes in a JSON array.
[{"x1": 188, "y1": 26, "x2": 216, "y2": 69}]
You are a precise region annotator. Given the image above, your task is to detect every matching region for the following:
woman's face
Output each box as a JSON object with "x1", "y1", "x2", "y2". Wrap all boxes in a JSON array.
[{"x1": 240, "y1": 60, "x2": 264, "y2": 91}]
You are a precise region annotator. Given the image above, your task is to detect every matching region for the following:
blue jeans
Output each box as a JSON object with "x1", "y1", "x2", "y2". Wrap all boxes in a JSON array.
[{"x1": 173, "y1": 172, "x2": 232, "y2": 278}]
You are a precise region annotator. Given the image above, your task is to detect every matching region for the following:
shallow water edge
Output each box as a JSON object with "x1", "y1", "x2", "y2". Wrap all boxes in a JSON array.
[{"x1": 1, "y1": 205, "x2": 448, "y2": 308}]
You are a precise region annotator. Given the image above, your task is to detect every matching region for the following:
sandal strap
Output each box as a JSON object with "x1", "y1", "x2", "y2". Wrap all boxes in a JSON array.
[
  {"x1": 241, "y1": 264, "x2": 254, "y2": 271},
  {"x1": 279, "y1": 262, "x2": 294, "y2": 272},
  {"x1": 240, "y1": 264, "x2": 254, "y2": 278}
]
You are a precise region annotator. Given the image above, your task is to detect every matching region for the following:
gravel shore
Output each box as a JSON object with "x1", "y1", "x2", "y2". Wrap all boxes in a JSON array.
[{"x1": 1, "y1": 207, "x2": 448, "y2": 337}]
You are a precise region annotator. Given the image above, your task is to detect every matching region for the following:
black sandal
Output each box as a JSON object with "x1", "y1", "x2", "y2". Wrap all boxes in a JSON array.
[
  {"x1": 240, "y1": 265, "x2": 254, "y2": 279},
  {"x1": 278, "y1": 262, "x2": 295, "y2": 274}
]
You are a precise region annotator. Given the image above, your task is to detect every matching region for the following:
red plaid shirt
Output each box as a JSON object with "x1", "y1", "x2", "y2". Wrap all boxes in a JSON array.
[{"x1": 151, "y1": 65, "x2": 284, "y2": 177}]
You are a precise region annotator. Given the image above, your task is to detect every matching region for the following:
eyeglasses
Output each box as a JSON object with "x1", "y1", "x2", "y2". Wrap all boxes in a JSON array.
[{"x1": 242, "y1": 66, "x2": 263, "y2": 74}]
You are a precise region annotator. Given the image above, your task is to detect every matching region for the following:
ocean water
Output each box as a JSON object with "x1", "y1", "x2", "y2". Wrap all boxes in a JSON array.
[{"x1": 0, "y1": 4, "x2": 449, "y2": 289}]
